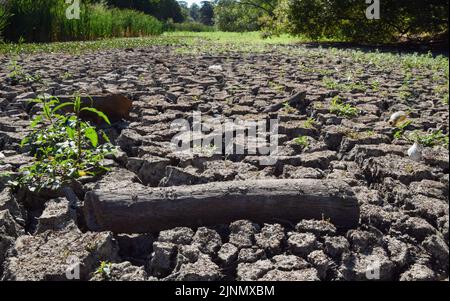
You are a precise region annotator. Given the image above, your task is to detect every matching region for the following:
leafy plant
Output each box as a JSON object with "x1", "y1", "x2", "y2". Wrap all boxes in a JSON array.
[
  {"x1": 293, "y1": 135, "x2": 309, "y2": 148},
  {"x1": 408, "y1": 130, "x2": 448, "y2": 147},
  {"x1": 95, "y1": 261, "x2": 112, "y2": 279},
  {"x1": 15, "y1": 95, "x2": 114, "y2": 191},
  {"x1": 393, "y1": 119, "x2": 412, "y2": 139},
  {"x1": 302, "y1": 117, "x2": 316, "y2": 129},
  {"x1": 7, "y1": 59, "x2": 42, "y2": 84},
  {"x1": 329, "y1": 96, "x2": 359, "y2": 118},
  {"x1": 282, "y1": 102, "x2": 296, "y2": 114}
]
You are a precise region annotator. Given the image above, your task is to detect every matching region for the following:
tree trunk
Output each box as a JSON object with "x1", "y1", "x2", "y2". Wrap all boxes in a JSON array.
[{"x1": 83, "y1": 179, "x2": 359, "y2": 233}]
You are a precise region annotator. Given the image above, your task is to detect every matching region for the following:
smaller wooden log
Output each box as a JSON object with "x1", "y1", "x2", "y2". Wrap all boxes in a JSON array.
[{"x1": 83, "y1": 179, "x2": 359, "y2": 233}]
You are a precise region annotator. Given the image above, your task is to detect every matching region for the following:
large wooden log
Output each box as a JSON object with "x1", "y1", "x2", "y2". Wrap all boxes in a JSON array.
[{"x1": 83, "y1": 179, "x2": 359, "y2": 233}]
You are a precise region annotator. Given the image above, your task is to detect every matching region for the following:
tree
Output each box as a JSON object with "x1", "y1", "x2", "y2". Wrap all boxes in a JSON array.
[
  {"x1": 276, "y1": 0, "x2": 449, "y2": 43},
  {"x1": 190, "y1": 3, "x2": 200, "y2": 21},
  {"x1": 199, "y1": 1, "x2": 214, "y2": 25},
  {"x1": 214, "y1": 0, "x2": 262, "y2": 32}
]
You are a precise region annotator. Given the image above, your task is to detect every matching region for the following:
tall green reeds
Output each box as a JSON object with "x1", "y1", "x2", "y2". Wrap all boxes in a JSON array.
[{"x1": 2, "y1": 0, "x2": 163, "y2": 42}]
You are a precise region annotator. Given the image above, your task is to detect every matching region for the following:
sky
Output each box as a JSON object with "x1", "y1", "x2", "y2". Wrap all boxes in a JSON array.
[{"x1": 181, "y1": 0, "x2": 204, "y2": 7}]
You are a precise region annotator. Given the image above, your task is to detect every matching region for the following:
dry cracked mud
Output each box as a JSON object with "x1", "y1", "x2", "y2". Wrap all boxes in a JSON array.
[{"x1": 0, "y1": 44, "x2": 448, "y2": 281}]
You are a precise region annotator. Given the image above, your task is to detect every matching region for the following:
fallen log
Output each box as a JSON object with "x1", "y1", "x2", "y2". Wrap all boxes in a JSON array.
[{"x1": 83, "y1": 179, "x2": 359, "y2": 233}]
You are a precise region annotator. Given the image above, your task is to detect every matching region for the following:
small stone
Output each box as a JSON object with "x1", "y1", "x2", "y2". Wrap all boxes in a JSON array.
[
  {"x1": 255, "y1": 223, "x2": 285, "y2": 255},
  {"x1": 296, "y1": 219, "x2": 337, "y2": 236},
  {"x1": 158, "y1": 227, "x2": 194, "y2": 245},
  {"x1": 260, "y1": 268, "x2": 320, "y2": 281},
  {"x1": 148, "y1": 242, "x2": 177, "y2": 278},
  {"x1": 422, "y1": 235, "x2": 449, "y2": 267},
  {"x1": 192, "y1": 227, "x2": 222, "y2": 255},
  {"x1": 288, "y1": 233, "x2": 318, "y2": 257},
  {"x1": 272, "y1": 255, "x2": 309, "y2": 271},
  {"x1": 238, "y1": 248, "x2": 266, "y2": 263},
  {"x1": 237, "y1": 259, "x2": 274, "y2": 281},
  {"x1": 176, "y1": 255, "x2": 222, "y2": 281},
  {"x1": 218, "y1": 243, "x2": 238, "y2": 266},
  {"x1": 307, "y1": 250, "x2": 332, "y2": 280},
  {"x1": 399, "y1": 264, "x2": 436, "y2": 281},
  {"x1": 324, "y1": 236, "x2": 350, "y2": 258}
]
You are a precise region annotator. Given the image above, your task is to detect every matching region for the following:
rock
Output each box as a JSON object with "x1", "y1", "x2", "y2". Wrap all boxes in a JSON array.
[
  {"x1": 295, "y1": 219, "x2": 337, "y2": 236},
  {"x1": 362, "y1": 155, "x2": 435, "y2": 185},
  {"x1": 176, "y1": 244, "x2": 201, "y2": 265},
  {"x1": 347, "y1": 230, "x2": 381, "y2": 252},
  {"x1": 307, "y1": 250, "x2": 332, "y2": 280},
  {"x1": 90, "y1": 261, "x2": 149, "y2": 281},
  {"x1": 229, "y1": 220, "x2": 260, "y2": 249},
  {"x1": 238, "y1": 247, "x2": 266, "y2": 263},
  {"x1": 1, "y1": 228, "x2": 119, "y2": 280},
  {"x1": 300, "y1": 150, "x2": 337, "y2": 170},
  {"x1": 0, "y1": 187, "x2": 25, "y2": 222},
  {"x1": 437, "y1": 216, "x2": 449, "y2": 243},
  {"x1": 272, "y1": 255, "x2": 309, "y2": 271},
  {"x1": 35, "y1": 198, "x2": 77, "y2": 234},
  {"x1": 236, "y1": 259, "x2": 274, "y2": 281},
  {"x1": 1, "y1": 209, "x2": 23, "y2": 270},
  {"x1": 126, "y1": 155, "x2": 171, "y2": 186},
  {"x1": 339, "y1": 247, "x2": 395, "y2": 281},
  {"x1": 400, "y1": 264, "x2": 436, "y2": 281},
  {"x1": 391, "y1": 217, "x2": 436, "y2": 242},
  {"x1": 404, "y1": 195, "x2": 448, "y2": 226},
  {"x1": 255, "y1": 223, "x2": 285, "y2": 255},
  {"x1": 360, "y1": 204, "x2": 396, "y2": 232},
  {"x1": 287, "y1": 233, "x2": 318, "y2": 257},
  {"x1": 260, "y1": 268, "x2": 320, "y2": 281},
  {"x1": 175, "y1": 255, "x2": 222, "y2": 281},
  {"x1": 218, "y1": 243, "x2": 239, "y2": 266},
  {"x1": 383, "y1": 236, "x2": 411, "y2": 269},
  {"x1": 158, "y1": 227, "x2": 194, "y2": 245},
  {"x1": 116, "y1": 233, "x2": 155, "y2": 265},
  {"x1": 324, "y1": 236, "x2": 350, "y2": 259},
  {"x1": 422, "y1": 235, "x2": 449, "y2": 268},
  {"x1": 192, "y1": 227, "x2": 222, "y2": 256},
  {"x1": 147, "y1": 242, "x2": 177, "y2": 278}
]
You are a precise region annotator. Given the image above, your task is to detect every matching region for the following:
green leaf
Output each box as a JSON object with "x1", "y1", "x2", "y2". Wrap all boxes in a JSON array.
[
  {"x1": 84, "y1": 127, "x2": 98, "y2": 147},
  {"x1": 30, "y1": 115, "x2": 43, "y2": 128},
  {"x1": 66, "y1": 126, "x2": 76, "y2": 140},
  {"x1": 51, "y1": 102, "x2": 74, "y2": 114},
  {"x1": 80, "y1": 107, "x2": 111, "y2": 125}
]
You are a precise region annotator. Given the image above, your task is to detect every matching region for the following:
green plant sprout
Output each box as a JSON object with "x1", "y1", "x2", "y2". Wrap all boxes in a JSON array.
[
  {"x1": 95, "y1": 261, "x2": 112, "y2": 279},
  {"x1": 408, "y1": 130, "x2": 448, "y2": 147},
  {"x1": 13, "y1": 95, "x2": 115, "y2": 191},
  {"x1": 393, "y1": 119, "x2": 412, "y2": 139},
  {"x1": 329, "y1": 96, "x2": 359, "y2": 118},
  {"x1": 293, "y1": 135, "x2": 309, "y2": 148}
]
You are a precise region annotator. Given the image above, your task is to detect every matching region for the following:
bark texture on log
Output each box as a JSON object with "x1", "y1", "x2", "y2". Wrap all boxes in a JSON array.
[{"x1": 83, "y1": 179, "x2": 359, "y2": 233}]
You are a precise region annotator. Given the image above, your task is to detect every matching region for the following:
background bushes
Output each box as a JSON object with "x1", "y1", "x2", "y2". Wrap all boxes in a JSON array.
[{"x1": 275, "y1": 0, "x2": 449, "y2": 43}]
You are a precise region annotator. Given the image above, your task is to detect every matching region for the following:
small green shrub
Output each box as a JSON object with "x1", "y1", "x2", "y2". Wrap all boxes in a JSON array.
[
  {"x1": 293, "y1": 135, "x2": 309, "y2": 148},
  {"x1": 15, "y1": 95, "x2": 114, "y2": 191},
  {"x1": 95, "y1": 261, "x2": 112, "y2": 279},
  {"x1": 329, "y1": 96, "x2": 359, "y2": 118},
  {"x1": 408, "y1": 130, "x2": 448, "y2": 147},
  {"x1": 393, "y1": 119, "x2": 412, "y2": 139}
]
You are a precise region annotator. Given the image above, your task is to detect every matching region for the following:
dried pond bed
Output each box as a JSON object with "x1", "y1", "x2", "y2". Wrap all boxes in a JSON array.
[{"x1": 0, "y1": 44, "x2": 448, "y2": 281}]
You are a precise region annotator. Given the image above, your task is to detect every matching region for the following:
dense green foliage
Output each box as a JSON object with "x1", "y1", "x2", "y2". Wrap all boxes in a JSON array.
[
  {"x1": 276, "y1": 0, "x2": 449, "y2": 43},
  {"x1": 16, "y1": 95, "x2": 114, "y2": 191},
  {"x1": 0, "y1": 4, "x2": 9, "y2": 40},
  {"x1": 214, "y1": 0, "x2": 262, "y2": 32},
  {"x1": 1, "y1": 0, "x2": 163, "y2": 42}
]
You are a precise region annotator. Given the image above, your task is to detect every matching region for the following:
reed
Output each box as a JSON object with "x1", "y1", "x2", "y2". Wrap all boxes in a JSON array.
[{"x1": 2, "y1": 0, "x2": 163, "y2": 42}]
